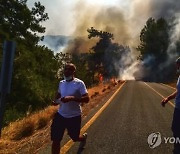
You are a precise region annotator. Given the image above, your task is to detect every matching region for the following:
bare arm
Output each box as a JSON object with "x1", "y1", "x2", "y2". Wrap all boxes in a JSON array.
[
  {"x1": 52, "y1": 92, "x2": 61, "y2": 106},
  {"x1": 61, "y1": 93, "x2": 90, "y2": 103},
  {"x1": 74, "y1": 93, "x2": 90, "y2": 103},
  {"x1": 161, "y1": 90, "x2": 177, "y2": 107},
  {"x1": 167, "y1": 90, "x2": 177, "y2": 100}
]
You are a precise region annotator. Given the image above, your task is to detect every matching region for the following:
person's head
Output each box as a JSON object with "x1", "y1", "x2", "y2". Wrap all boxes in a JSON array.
[
  {"x1": 63, "y1": 63, "x2": 76, "y2": 81},
  {"x1": 176, "y1": 57, "x2": 180, "y2": 74}
]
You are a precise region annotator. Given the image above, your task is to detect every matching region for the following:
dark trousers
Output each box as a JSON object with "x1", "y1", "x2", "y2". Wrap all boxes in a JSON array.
[
  {"x1": 172, "y1": 108, "x2": 180, "y2": 154},
  {"x1": 51, "y1": 112, "x2": 81, "y2": 142}
]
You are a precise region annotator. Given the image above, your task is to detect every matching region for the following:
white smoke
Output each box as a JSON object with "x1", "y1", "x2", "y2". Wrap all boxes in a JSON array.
[
  {"x1": 158, "y1": 14, "x2": 180, "y2": 70},
  {"x1": 119, "y1": 61, "x2": 140, "y2": 80},
  {"x1": 117, "y1": 47, "x2": 140, "y2": 80},
  {"x1": 119, "y1": 13, "x2": 180, "y2": 81},
  {"x1": 167, "y1": 14, "x2": 180, "y2": 58}
]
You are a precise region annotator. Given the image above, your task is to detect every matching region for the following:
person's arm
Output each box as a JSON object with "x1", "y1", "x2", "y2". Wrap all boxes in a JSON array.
[
  {"x1": 61, "y1": 93, "x2": 89, "y2": 103},
  {"x1": 161, "y1": 90, "x2": 177, "y2": 107},
  {"x1": 52, "y1": 92, "x2": 61, "y2": 106}
]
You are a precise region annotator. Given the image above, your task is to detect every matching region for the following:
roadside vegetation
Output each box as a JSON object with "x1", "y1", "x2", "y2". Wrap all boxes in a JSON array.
[
  {"x1": 0, "y1": 1, "x2": 129, "y2": 127},
  {"x1": 0, "y1": 81, "x2": 123, "y2": 153}
]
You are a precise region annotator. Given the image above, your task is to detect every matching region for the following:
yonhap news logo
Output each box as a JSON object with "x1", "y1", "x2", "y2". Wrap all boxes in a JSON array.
[
  {"x1": 147, "y1": 132, "x2": 162, "y2": 148},
  {"x1": 147, "y1": 132, "x2": 180, "y2": 149}
]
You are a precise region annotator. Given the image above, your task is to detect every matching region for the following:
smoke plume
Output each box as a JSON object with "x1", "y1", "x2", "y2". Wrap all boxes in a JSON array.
[
  {"x1": 39, "y1": 35, "x2": 70, "y2": 53},
  {"x1": 30, "y1": 0, "x2": 180, "y2": 81}
]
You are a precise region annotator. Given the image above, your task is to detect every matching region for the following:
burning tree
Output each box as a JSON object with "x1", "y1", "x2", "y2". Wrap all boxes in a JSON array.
[{"x1": 87, "y1": 27, "x2": 129, "y2": 80}]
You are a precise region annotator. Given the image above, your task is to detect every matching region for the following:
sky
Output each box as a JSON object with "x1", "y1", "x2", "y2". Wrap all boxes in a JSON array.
[
  {"x1": 27, "y1": 0, "x2": 180, "y2": 80},
  {"x1": 27, "y1": 0, "x2": 180, "y2": 47},
  {"x1": 27, "y1": 0, "x2": 132, "y2": 36},
  {"x1": 26, "y1": 0, "x2": 150, "y2": 54}
]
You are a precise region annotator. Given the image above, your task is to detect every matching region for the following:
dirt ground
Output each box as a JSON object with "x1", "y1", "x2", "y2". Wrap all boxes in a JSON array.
[{"x1": 0, "y1": 81, "x2": 124, "y2": 154}]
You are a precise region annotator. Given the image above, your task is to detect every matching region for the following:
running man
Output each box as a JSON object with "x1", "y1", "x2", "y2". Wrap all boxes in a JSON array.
[{"x1": 51, "y1": 63, "x2": 89, "y2": 154}]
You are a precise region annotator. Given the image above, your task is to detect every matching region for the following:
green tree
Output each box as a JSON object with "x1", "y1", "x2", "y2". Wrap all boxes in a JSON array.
[
  {"x1": 0, "y1": 0, "x2": 61, "y2": 126},
  {"x1": 54, "y1": 52, "x2": 72, "y2": 79},
  {"x1": 54, "y1": 51, "x2": 95, "y2": 87},
  {"x1": 137, "y1": 17, "x2": 169, "y2": 61},
  {"x1": 87, "y1": 27, "x2": 114, "y2": 78},
  {"x1": 4, "y1": 44, "x2": 59, "y2": 126},
  {"x1": 87, "y1": 27, "x2": 113, "y2": 67},
  {"x1": 137, "y1": 17, "x2": 177, "y2": 82},
  {"x1": 71, "y1": 53, "x2": 95, "y2": 87},
  {"x1": 0, "y1": 0, "x2": 48, "y2": 45}
]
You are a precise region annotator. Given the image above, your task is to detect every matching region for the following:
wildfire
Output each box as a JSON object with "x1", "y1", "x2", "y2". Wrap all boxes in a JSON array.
[{"x1": 99, "y1": 73, "x2": 103, "y2": 83}]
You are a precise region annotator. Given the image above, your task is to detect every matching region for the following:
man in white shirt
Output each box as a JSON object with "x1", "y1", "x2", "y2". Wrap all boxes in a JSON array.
[
  {"x1": 161, "y1": 57, "x2": 180, "y2": 154},
  {"x1": 51, "y1": 63, "x2": 89, "y2": 154}
]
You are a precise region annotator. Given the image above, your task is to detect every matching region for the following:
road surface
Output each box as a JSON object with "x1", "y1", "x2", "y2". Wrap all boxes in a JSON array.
[{"x1": 40, "y1": 80, "x2": 177, "y2": 154}]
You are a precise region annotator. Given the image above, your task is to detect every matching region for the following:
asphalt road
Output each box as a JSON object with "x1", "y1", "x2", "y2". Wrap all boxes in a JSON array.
[
  {"x1": 40, "y1": 80, "x2": 177, "y2": 154},
  {"x1": 67, "y1": 81, "x2": 176, "y2": 154}
]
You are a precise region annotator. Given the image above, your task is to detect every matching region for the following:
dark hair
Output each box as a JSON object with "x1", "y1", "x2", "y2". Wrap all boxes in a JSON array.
[{"x1": 65, "y1": 63, "x2": 76, "y2": 71}]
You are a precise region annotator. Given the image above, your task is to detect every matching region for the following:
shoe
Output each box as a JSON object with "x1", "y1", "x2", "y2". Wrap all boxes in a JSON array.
[{"x1": 79, "y1": 133, "x2": 87, "y2": 149}]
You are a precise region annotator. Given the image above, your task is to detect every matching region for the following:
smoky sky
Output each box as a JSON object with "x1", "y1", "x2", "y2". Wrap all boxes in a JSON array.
[
  {"x1": 27, "y1": 0, "x2": 180, "y2": 80},
  {"x1": 27, "y1": 0, "x2": 180, "y2": 37},
  {"x1": 150, "y1": 0, "x2": 180, "y2": 19},
  {"x1": 28, "y1": 0, "x2": 180, "y2": 55},
  {"x1": 72, "y1": 0, "x2": 180, "y2": 49}
]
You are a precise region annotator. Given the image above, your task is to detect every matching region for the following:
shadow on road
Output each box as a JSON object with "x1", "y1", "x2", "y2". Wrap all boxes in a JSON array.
[{"x1": 76, "y1": 146, "x2": 85, "y2": 154}]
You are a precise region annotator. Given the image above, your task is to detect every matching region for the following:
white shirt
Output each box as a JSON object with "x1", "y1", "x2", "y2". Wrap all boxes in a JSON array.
[{"x1": 57, "y1": 78, "x2": 88, "y2": 118}]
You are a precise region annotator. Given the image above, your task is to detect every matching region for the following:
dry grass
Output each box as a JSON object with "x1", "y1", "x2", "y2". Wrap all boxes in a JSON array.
[
  {"x1": 163, "y1": 78, "x2": 178, "y2": 88},
  {"x1": 167, "y1": 82, "x2": 177, "y2": 88},
  {"x1": 1, "y1": 106, "x2": 57, "y2": 141},
  {"x1": 0, "y1": 80, "x2": 124, "y2": 153},
  {"x1": 102, "y1": 88, "x2": 107, "y2": 92}
]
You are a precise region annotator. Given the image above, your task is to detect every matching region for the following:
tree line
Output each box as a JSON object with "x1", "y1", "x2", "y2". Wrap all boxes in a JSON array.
[{"x1": 0, "y1": 0, "x2": 58, "y2": 126}]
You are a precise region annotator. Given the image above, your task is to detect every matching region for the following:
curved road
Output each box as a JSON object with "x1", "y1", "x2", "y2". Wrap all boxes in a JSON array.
[{"x1": 41, "y1": 80, "x2": 177, "y2": 154}]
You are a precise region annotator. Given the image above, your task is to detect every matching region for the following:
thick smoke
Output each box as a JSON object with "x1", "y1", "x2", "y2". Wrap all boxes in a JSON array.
[
  {"x1": 117, "y1": 48, "x2": 139, "y2": 80},
  {"x1": 39, "y1": 35, "x2": 70, "y2": 53},
  {"x1": 69, "y1": 2, "x2": 142, "y2": 80},
  {"x1": 141, "y1": 14, "x2": 180, "y2": 81},
  {"x1": 167, "y1": 14, "x2": 180, "y2": 58},
  {"x1": 73, "y1": 2, "x2": 134, "y2": 46},
  {"x1": 63, "y1": 37, "x2": 97, "y2": 54},
  {"x1": 150, "y1": 0, "x2": 180, "y2": 19},
  {"x1": 29, "y1": 0, "x2": 180, "y2": 81},
  {"x1": 159, "y1": 13, "x2": 180, "y2": 68},
  {"x1": 127, "y1": 0, "x2": 180, "y2": 81},
  {"x1": 67, "y1": 0, "x2": 180, "y2": 81},
  {"x1": 150, "y1": 1, "x2": 180, "y2": 81}
]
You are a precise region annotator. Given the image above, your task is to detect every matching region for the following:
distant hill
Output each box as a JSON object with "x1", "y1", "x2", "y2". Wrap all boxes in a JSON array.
[{"x1": 39, "y1": 35, "x2": 71, "y2": 53}]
